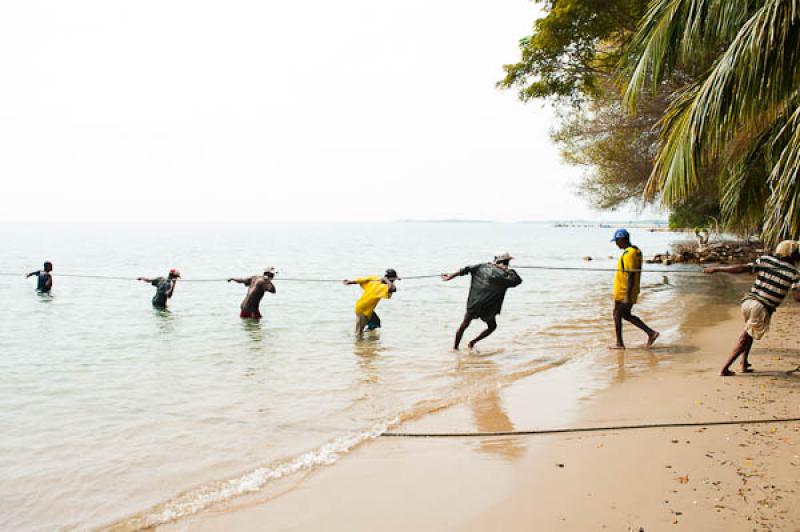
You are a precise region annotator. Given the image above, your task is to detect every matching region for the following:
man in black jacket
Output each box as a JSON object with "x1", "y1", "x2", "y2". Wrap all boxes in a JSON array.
[{"x1": 441, "y1": 252, "x2": 522, "y2": 351}]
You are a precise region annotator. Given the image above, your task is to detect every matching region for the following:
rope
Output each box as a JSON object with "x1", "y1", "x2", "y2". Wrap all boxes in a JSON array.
[
  {"x1": 515, "y1": 264, "x2": 706, "y2": 275},
  {"x1": 1, "y1": 266, "x2": 710, "y2": 283},
  {"x1": 380, "y1": 416, "x2": 800, "y2": 438}
]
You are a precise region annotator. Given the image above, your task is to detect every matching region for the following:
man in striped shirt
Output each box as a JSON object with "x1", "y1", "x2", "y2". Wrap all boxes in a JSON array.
[{"x1": 704, "y1": 240, "x2": 800, "y2": 376}]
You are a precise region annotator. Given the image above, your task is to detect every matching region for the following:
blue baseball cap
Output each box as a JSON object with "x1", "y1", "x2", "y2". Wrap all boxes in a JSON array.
[{"x1": 611, "y1": 228, "x2": 630, "y2": 241}]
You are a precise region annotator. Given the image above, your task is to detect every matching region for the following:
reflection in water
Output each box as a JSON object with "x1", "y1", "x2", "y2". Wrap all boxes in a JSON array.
[
  {"x1": 153, "y1": 308, "x2": 176, "y2": 335},
  {"x1": 455, "y1": 355, "x2": 525, "y2": 460},
  {"x1": 241, "y1": 318, "x2": 264, "y2": 344},
  {"x1": 353, "y1": 336, "x2": 386, "y2": 386},
  {"x1": 36, "y1": 291, "x2": 54, "y2": 303},
  {"x1": 613, "y1": 349, "x2": 660, "y2": 384}
]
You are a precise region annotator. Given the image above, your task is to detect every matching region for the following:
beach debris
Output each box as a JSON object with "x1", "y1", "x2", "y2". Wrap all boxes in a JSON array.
[
  {"x1": 675, "y1": 475, "x2": 689, "y2": 484},
  {"x1": 556, "y1": 463, "x2": 565, "y2": 468},
  {"x1": 647, "y1": 240, "x2": 762, "y2": 265}
]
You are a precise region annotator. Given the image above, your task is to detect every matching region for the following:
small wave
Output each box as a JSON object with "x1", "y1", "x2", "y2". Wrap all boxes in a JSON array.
[
  {"x1": 106, "y1": 357, "x2": 569, "y2": 531},
  {"x1": 106, "y1": 418, "x2": 396, "y2": 531}
]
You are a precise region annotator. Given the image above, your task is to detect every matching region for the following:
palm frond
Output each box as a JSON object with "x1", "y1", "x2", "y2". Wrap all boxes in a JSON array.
[
  {"x1": 623, "y1": 0, "x2": 751, "y2": 109},
  {"x1": 640, "y1": 0, "x2": 800, "y2": 207},
  {"x1": 763, "y1": 104, "x2": 800, "y2": 243}
]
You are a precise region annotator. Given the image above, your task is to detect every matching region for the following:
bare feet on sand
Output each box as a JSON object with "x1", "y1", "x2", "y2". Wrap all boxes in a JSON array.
[
  {"x1": 609, "y1": 344, "x2": 626, "y2": 350},
  {"x1": 466, "y1": 341, "x2": 478, "y2": 353},
  {"x1": 720, "y1": 368, "x2": 735, "y2": 376},
  {"x1": 647, "y1": 331, "x2": 660, "y2": 347}
]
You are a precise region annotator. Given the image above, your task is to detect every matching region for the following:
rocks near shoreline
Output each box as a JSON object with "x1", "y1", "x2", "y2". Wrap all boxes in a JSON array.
[{"x1": 646, "y1": 241, "x2": 762, "y2": 265}]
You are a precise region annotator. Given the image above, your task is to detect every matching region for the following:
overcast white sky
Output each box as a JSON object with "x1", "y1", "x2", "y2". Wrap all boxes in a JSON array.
[{"x1": 0, "y1": 1, "x2": 657, "y2": 222}]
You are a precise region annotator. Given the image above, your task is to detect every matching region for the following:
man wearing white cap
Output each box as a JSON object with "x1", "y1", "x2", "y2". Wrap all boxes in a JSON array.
[
  {"x1": 705, "y1": 240, "x2": 800, "y2": 376},
  {"x1": 441, "y1": 252, "x2": 522, "y2": 351},
  {"x1": 228, "y1": 267, "x2": 277, "y2": 319}
]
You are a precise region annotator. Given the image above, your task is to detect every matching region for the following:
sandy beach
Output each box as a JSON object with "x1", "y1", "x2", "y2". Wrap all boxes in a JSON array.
[{"x1": 158, "y1": 282, "x2": 800, "y2": 532}]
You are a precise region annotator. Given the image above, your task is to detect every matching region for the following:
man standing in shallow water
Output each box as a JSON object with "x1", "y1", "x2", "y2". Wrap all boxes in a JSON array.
[
  {"x1": 137, "y1": 269, "x2": 180, "y2": 309},
  {"x1": 228, "y1": 267, "x2": 277, "y2": 319},
  {"x1": 343, "y1": 269, "x2": 398, "y2": 336},
  {"x1": 26, "y1": 261, "x2": 53, "y2": 293},
  {"x1": 441, "y1": 252, "x2": 522, "y2": 351},
  {"x1": 610, "y1": 229, "x2": 659, "y2": 349},
  {"x1": 705, "y1": 240, "x2": 800, "y2": 376}
]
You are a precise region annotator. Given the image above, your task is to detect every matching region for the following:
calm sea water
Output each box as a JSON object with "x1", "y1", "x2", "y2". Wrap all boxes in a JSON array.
[{"x1": 0, "y1": 222, "x2": 708, "y2": 530}]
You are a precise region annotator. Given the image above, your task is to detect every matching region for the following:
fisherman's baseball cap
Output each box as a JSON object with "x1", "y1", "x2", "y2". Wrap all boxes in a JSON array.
[
  {"x1": 494, "y1": 252, "x2": 514, "y2": 263},
  {"x1": 385, "y1": 268, "x2": 398, "y2": 279},
  {"x1": 263, "y1": 266, "x2": 277, "y2": 275},
  {"x1": 611, "y1": 228, "x2": 630, "y2": 241},
  {"x1": 774, "y1": 240, "x2": 799, "y2": 258}
]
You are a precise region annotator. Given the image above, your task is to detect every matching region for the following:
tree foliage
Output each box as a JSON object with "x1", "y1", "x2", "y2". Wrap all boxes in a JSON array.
[
  {"x1": 501, "y1": 0, "x2": 723, "y2": 224},
  {"x1": 623, "y1": 0, "x2": 800, "y2": 244},
  {"x1": 500, "y1": 0, "x2": 648, "y2": 104},
  {"x1": 552, "y1": 76, "x2": 661, "y2": 210}
]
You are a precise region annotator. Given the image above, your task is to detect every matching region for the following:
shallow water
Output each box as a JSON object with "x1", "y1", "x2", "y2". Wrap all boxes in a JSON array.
[{"x1": 0, "y1": 222, "x2": 712, "y2": 530}]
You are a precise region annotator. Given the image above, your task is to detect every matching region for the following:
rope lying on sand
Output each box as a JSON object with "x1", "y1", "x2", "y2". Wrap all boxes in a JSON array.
[
  {"x1": 0, "y1": 265, "x2": 709, "y2": 282},
  {"x1": 380, "y1": 416, "x2": 800, "y2": 438}
]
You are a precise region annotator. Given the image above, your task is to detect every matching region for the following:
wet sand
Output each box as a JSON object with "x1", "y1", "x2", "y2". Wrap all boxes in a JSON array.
[{"x1": 164, "y1": 297, "x2": 800, "y2": 531}]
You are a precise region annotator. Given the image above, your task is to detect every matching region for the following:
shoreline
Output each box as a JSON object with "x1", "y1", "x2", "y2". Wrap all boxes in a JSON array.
[
  {"x1": 466, "y1": 301, "x2": 800, "y2": 530},
  {"x1": 159, "y1": 280, "x2": 800, "y2": 531}
]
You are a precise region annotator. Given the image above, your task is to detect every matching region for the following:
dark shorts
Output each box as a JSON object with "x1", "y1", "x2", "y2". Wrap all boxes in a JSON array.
[
  {"x1": 465, "y1": 310, "x2": 497, "y2": 323},
  {"x1": 366, "y1": 312, "x2": 381, "y2": 330},
  {"x1": 240, "y1": 309, "x2": 262, "y2": 319}
]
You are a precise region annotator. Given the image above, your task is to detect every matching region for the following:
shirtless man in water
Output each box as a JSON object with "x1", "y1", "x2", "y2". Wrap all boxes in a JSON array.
[{"x1": 228, "y1": 267, "x2": 277, "y2": 319}]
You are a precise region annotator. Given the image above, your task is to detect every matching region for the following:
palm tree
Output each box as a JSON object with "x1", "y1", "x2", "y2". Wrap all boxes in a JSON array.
[{"x1": 622, "y1": 0, "x2": 800, "y2": 245}]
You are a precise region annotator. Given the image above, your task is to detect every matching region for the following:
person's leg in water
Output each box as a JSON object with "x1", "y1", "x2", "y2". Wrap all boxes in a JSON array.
[
  {"x1": 454, "y1": 313, "x2": 474, "y2": 350},
  {"x1": 720, "y1": 331, "x2": 754, "y2": 376},
  {"x1": 613, "y1": 302, "x2": 659, "y2": 348},
  {"x1": 467, "y1": 316, "x2": 497, "y2": 351},
  {"x1": 612, "y1": 301, "x2": 626, "y2": 349},
  {"x1": 355, "y1": 313, "x2": 369, "y2": 337}
]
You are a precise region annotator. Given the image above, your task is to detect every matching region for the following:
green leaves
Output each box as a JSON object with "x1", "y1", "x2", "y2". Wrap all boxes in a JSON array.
[
  {"x1": 500, "y1": 0, "x2": 648, "y2": 104},
  {"x1": 623, "y1": 0, "x2": 800, "y2": 244}
]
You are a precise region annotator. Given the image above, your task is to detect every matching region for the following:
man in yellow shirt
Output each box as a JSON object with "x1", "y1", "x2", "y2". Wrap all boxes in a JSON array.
[
  {"x1": 611, "y1": 229, "x2": 659, "y2": 349},
  {"x1": 343, "y1": 269, "x2": 399, "y2": 336}
]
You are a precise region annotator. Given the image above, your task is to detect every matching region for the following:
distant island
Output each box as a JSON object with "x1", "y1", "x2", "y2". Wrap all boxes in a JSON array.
[{"x1": 398, "y1": 219, "x2": 669, "y2": 226}]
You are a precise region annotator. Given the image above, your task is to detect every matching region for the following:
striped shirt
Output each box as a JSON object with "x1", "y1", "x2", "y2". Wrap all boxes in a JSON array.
[{"x1": 744, "y1": 255, "x2": 800, "y2": 313}]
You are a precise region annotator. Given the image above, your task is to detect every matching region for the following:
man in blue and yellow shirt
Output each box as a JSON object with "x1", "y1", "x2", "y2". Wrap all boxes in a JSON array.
[
  {"x1": 343, "y1": 269, "x2": 398, "y2": 336},
  {"x1": 611, "y1": 229, "x2": 659, "y2": 349}
]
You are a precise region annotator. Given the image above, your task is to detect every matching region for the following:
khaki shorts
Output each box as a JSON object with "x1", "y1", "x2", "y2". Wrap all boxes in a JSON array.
[{"x1": 742, "y1": 299, "x2": 771, "y2": 340}]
